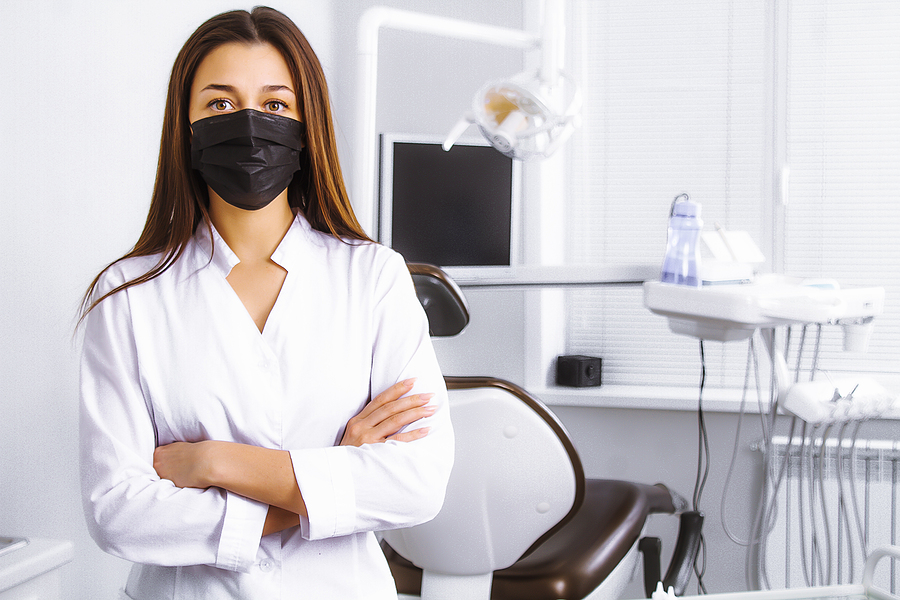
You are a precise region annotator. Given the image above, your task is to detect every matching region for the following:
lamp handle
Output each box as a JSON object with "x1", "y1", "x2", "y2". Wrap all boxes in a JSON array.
[{"x1": 442, "y1": 113, "x2": 474, "y2": 152}]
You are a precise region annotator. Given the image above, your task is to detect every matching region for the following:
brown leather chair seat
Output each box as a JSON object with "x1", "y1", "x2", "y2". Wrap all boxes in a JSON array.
[{"x1": 384, "y1": 479, "x2": 684, "y2": 600}]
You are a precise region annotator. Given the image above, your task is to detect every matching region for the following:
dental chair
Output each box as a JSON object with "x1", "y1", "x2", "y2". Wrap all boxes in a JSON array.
[{"x1": 385, "y1": 264, "x2": 703, "y2": 600}]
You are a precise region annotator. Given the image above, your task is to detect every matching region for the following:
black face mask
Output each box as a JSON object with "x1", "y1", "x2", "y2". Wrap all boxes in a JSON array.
[{"x1": 190, "y1": 109, "x2": 304, "y2": 211}]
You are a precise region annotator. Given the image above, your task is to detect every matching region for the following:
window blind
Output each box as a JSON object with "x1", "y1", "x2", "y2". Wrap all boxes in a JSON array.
[
  {"x1": 564, "y1": 0, "x2": 770, "y2": 388},
  {"x1": 564, "y1": 0, "x2": 900, "y2": 390},
  {"x1": 781, "y1": 0, "x2": 900, "y2": 380}
]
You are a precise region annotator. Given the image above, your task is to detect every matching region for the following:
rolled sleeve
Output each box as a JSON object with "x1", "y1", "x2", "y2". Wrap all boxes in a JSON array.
[
  {"x1": 215, "y1": 492, "x2": 269, "y2": 571},
  {"x1": 291, "y1": 448, "x2": 356, "y2": 540}
]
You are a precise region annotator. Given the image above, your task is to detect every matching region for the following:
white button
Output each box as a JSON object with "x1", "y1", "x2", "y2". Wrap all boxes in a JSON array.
[{"x1": 259, "y1": 558, "x2": 275, "y2": 572}]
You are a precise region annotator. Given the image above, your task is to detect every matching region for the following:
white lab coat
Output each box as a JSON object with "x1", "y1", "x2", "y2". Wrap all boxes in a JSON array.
[{"x1": 80, "y1": 213, "x2": 454, "y2": 599}]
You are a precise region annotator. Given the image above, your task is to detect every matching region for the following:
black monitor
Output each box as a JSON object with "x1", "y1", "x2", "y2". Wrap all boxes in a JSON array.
[{"x1": 378, "y1": 134, "x2": 519, "y2": 279}]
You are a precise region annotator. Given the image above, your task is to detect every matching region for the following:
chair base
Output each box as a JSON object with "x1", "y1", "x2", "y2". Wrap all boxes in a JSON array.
[{"x1": 420, "y1": 571, "x2": 494, "y2": 600}]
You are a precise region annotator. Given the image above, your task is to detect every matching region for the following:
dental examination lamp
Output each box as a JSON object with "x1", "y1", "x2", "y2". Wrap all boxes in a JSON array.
[
  {"x1": 354, "y1": 1, "x2": 581, "y2": 234},
  {"x1": 442, "y1": 69, "x2": 581, "y2": 160}
]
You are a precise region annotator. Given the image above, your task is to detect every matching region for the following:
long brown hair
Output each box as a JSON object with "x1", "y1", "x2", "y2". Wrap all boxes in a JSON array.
[{"x1": 80, "y1": 6, "x2": 369, "y2": 321}]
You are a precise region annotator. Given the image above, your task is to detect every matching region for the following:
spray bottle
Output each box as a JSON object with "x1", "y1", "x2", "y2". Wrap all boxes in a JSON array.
[{"x1": 661, "y1": 193, "x2": 703, "y2": 287}]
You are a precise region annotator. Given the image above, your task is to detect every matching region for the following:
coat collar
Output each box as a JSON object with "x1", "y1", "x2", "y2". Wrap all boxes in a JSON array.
[{"x1": 192, "y1": 211, "x2": 318, "y2": 277}]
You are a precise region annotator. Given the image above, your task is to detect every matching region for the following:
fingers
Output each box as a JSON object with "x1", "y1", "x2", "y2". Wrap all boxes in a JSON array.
[
  {"x1": 340, "y1": 379, "x2": 439, "y2": 447},
  {"x1": 368, "y1": 392, "x2": 435, "y2": 430},
  {"x1": 354, "y1": 398, "x2": 434, "y2": 443},
  {"x1": 371, "y1": 378, "x2": 416, "y2": 408},
  {"x1": 388, "y1": 427, "x2": 430, "y2": 443},
  {"x1": 354, "y1": 378, "x2": 416, "y2": 420}
]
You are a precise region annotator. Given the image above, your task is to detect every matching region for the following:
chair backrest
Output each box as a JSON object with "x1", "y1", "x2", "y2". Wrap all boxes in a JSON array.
[
  {"x1": 407, "y1": 263, "x2": 470, "y2": 337},
  {"x1": 382, "y1": 377, "x2": 585, "y2": 576}
]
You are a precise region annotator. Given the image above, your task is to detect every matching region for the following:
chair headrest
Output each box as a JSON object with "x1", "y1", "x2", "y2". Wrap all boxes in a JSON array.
[{"x1": 407, "y1": 263, "x2": 470, "y2": 337}]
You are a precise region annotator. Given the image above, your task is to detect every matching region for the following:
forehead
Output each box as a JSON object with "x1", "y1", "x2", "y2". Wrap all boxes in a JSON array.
[{"x1": 192, "y1": 42, "x2": 295, "y2": 94}]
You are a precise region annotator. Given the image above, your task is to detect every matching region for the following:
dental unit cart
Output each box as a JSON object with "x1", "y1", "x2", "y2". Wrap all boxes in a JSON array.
[
  {"x1": 644, "y1": 275, "x2": 884, "y2": 346},
  {"x1": 644, "y1": 273, "x2": 899, "y2": 596},
  {"x1": 643, "y1": 275, "x2": 892, "y2": 420}
]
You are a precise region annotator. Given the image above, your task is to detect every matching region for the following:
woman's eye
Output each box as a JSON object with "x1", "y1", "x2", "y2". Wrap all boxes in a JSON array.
[
  {"x1": 265, "y1": 100, "x2": 286, "y2": 112},
  {"x1": 210, "y1": 99, "x2": 233, "y2": 111}
]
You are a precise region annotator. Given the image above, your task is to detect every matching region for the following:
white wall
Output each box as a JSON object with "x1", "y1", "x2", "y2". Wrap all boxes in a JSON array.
[{"x1": 0, "y1": 3, "x2": 333, "y2": 598}]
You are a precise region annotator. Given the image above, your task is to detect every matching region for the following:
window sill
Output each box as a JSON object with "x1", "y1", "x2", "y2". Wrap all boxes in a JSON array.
[
  {"x1": 532, "y1": 384, "x2": 768, "y2": 413},
  {"x1": 449, "y1": 263, "x2": 658, "y2": 288},
  {"x1": 533, "y1": 384, "x2": 900, "y2": 421}
]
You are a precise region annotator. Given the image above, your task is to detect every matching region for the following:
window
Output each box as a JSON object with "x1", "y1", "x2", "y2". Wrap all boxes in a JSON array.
[
  {"x1": 563, "y1": 0, "x2": 900, "y2": 391},
  {"x1": 780, "y1": 0, "x2": 900, "y2": 381}
]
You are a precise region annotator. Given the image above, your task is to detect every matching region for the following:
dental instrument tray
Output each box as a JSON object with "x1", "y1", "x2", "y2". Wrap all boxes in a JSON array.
[{"x1": 643, "y1": 275, "x2": 884, "y2": 342}]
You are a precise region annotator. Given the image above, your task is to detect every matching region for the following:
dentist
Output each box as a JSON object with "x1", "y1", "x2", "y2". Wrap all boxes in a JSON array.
[{"x1": 78, "y1": 7, "x2": 453, "y2": 599}]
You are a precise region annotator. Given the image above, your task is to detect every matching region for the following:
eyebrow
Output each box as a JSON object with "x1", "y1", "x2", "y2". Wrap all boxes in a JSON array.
[{"x1": 200, "y1": 83, "x2": 295, "y2": 95}]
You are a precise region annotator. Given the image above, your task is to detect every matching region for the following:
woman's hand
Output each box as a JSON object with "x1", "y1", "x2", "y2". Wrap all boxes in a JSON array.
[
  {"x1": 153, "y1": 440, "x2": 217, "y2": 489},
  {"x1": 340, "y1": 379, "x2": 436, "y2": 447}
]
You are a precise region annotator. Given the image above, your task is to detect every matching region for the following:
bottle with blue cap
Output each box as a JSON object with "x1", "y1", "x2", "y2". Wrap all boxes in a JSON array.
[{"x1": 661, "y1": 193, "x2": 702, "y2": 287}]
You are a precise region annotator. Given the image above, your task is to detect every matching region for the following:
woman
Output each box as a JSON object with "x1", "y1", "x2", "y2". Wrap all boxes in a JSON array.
[{"x1": 79, "y1": 7, "x2": 453, "y2": 599}]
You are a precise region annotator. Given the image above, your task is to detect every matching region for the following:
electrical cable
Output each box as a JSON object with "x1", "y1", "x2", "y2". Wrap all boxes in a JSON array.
[
  {"x1": 848, "y1": 420, "x2": 868, "y2": 557},
  {"x1": 743, "y1": 335, "x2": 768, "y2": 590},
  {"x1": 763, "y1": 331, "x2": 784, "y2": 504},
  {"x1": 754, "y1": 451, "x2": 773, "y2": 590},
  {"x1": 754, "y1": 331, "x2": 778, "y2": 590},
  {"x1": 757, "y1": 325, "x2": 823, "y2": 590},
  {"x1": 757, "y1": 416, "x2": 797, "y2": 590},
  {"x1": 797, "y1": 423, "x2": 812, "y2": 586},
  {"x1": 722, "y1": 338, "x2": 755, "y2": 546},
  {"x1": 817, "y1": 425, "x2": 834, "y2": 585},
  {"x1": 694, "y1": 340, "x2": 710, "y2": 512},
  {"x1": 803, "y1": 327, "x2": 824, "y2": 586},
  {"x1": 811, "y1": 324, "x2": 823, "y2": 380},
  {"x1": 795, "y1": 325, "x2": 808, "y2": 384},
  {"x1": 746, "y1": 472, "x2": 767, "y2": 590},
  {"x1": 692, "y1": 339, "x2": 709, "y2": 594},
  {"x1": 807, "y1": 426, "x2": 825, "y2": 586},
  {"x1": 761, "y1": 324, "x2": 807, "y2": 588},
  {"x1": 835, "y1": 421, "x2": 855, "y2": 584},
  {"x1": 759, "y1": 328, "x2": 796, "y2": 590},
  {"x1": 784, "y1": 326, "x2": 793, "y2": 367},
  {"x1": 806, "y1": 425, "x2": 821, "y2": 585},
  {"x1": 754, "y1": 335, "x2": 770, "y2": 440},
  {"x1": 755, "y1": 325, "x2": 805, "y2": 589},
  {"x1": 745, "y1": 329, "x2": 797, "y2": 590},
  {"x1": 761, "y1": 325, "x2": 808, "y2": 549},
  {"x1": 784, "y1": 431, "x2": 796, "y2": 589}
]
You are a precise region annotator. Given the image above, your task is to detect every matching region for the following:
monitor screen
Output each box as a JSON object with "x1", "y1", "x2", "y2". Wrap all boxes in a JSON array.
[{"x1": 379, "y1": 134, "x2": 518, "y2": 275}]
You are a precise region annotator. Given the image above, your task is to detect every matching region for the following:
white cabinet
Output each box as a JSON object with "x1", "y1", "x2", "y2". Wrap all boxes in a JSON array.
[{"x1": 0, "y1": 539, "x2": 73, "y2": 600}]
